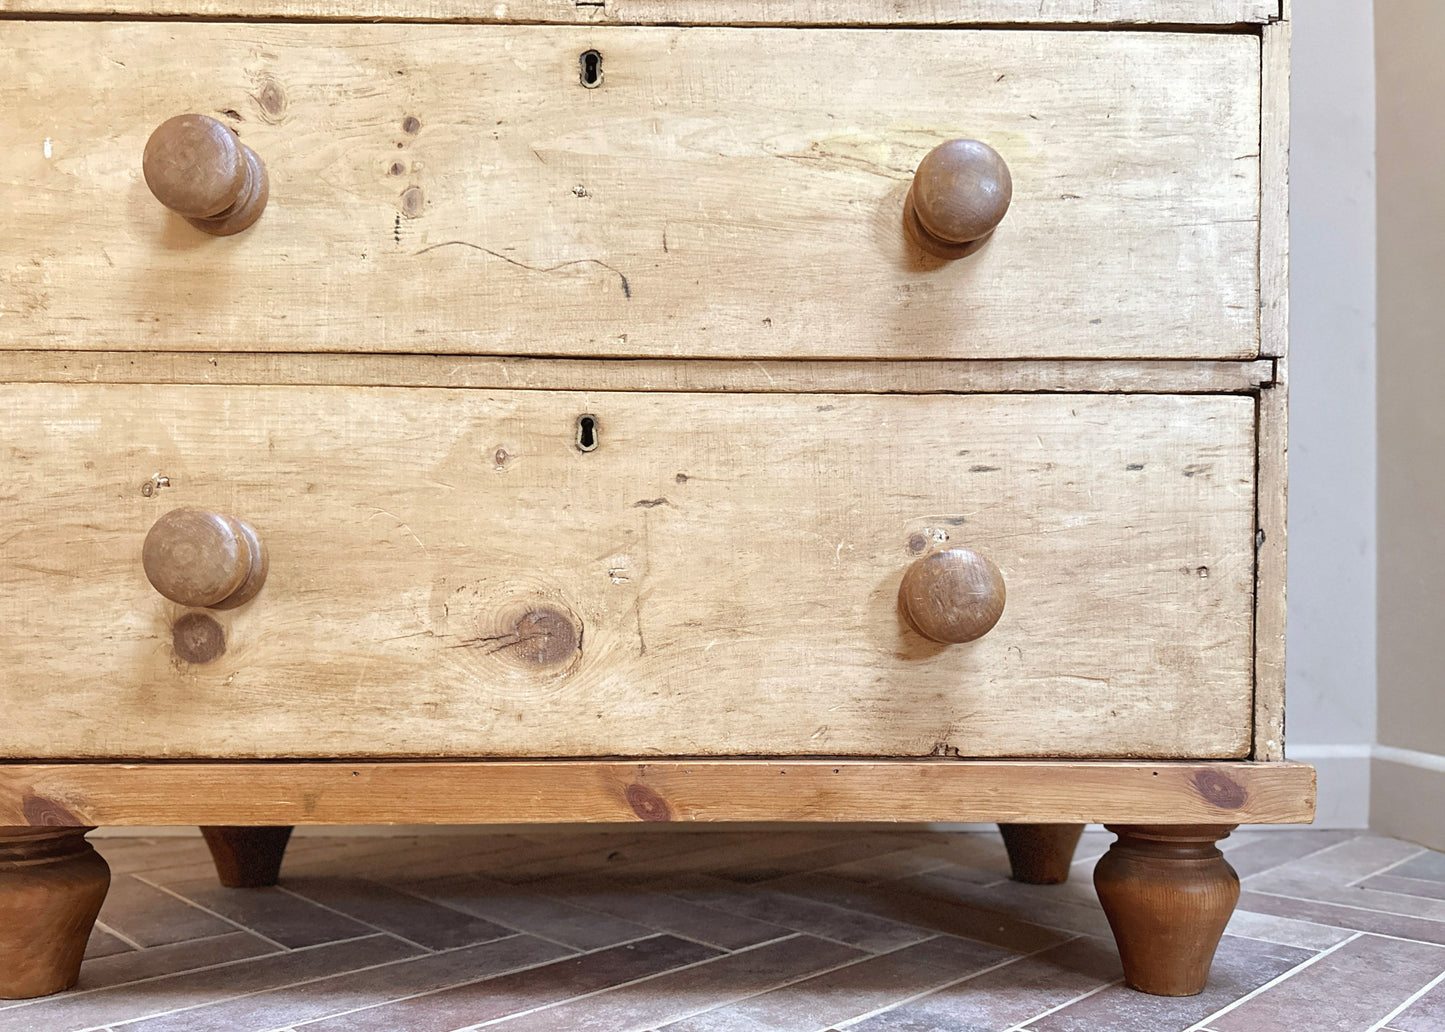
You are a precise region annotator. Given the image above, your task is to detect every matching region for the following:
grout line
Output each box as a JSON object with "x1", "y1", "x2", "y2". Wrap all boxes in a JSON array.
[
  {"x1": 131, "y1": 875, "x2": 294, "y2": 953},
  {"x1": 92, "y1": 919, "x2": 148, "y2": 952},
  {"x1": 1231, "y1": 832, "x2": 1367, "y2": 882},
  {"x1": 590, "y1": 931, "x2": 954, "y2": 1032},
  {"x1": 239, "y1": 937, "x2": 707, "y2": 1032},
  {"x1": 999, "y1": 976, "x2": 1123, "y2": 1032},
  {"x1": 1350, "y1": 847, "x2": 1431, "y2": 888},
  {"x1": 1365, "y1": 967, "x2": 1445, "y2": 1032},
  {"x1": 0, "y1": 934, "x2": 382, "y2": 1013},
  {"x1": 56, "y1": 937, "x2": 449, "y2": 1032},
  {"x1": 386, "y1": 877, "x2": 684, "y2": 954},
  {"x1": 1243, "y1": 887, "x2": 1445, "y2": 931},
  {"x1": 834, "y1": 935, "x2": 1083, "y2": 1029},
  {"x1": 271, "y1": 883, "x2": 437, "y2": 953},
  {"x1": 1181, "y1": 931, "x2": 1365, "y2": 1032},
  {"x1": 459, "y1": 932, "x2": 810, "y2": 1031}
]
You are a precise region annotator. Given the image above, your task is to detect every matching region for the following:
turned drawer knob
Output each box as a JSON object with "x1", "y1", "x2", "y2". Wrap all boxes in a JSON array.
[
  {"x1": 142, "y1": 114, "x2": 269, "y2": 236},
  {"x1": 142, "y1": 507, "x2": 268, "y2": 609},
  {"x1": 899, "y1": 548, "x2": 1006, "y2": 644},
  {"x1": 904, "y1": 139, "x2": 1012, "y2": 259}
]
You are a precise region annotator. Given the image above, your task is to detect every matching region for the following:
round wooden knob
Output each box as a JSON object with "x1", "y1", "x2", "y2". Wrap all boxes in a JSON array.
[
  {"x1": 142, "y1": 114, "x2": 269, "y2": 236},
  {"x1": 142, "y1": 507, "x2": 268, "y2": 609},
  {"x1": 904, "y1": 139, "x2": 1012, "y2": 259},
  {"x1": 899, "y1": 548, "x2": 1006, "y2": 644}
]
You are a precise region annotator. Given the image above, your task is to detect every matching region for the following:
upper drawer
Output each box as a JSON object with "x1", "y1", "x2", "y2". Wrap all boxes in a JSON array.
[{"x1": 1, "y1": 24, "x2": 1260, "y2": 359}]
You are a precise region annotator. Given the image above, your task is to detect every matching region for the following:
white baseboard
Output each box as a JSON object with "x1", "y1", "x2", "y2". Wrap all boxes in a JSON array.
[{"x1": 1371, "y1": 746, "x2": 1445, "y2": 851}]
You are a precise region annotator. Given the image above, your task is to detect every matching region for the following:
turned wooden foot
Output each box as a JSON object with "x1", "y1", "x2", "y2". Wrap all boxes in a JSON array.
[
  {"x1": 1094, "y1": 824, "x2": 1240, "y2": 996},
  {"x1": 200, "y1": 826, "x2": 294, "y2": 888},
  {"x1": 998, "y1": 823, "x2": 1084, "y2": 884},
  {"x1": 0, "y1": 827, "x2": 111, "y2": 999}
]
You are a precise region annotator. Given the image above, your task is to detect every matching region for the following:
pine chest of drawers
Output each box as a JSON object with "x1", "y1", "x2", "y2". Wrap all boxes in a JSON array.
[{"x1": 0, "y1": 0, "x2": 1310, "y2": 1001}]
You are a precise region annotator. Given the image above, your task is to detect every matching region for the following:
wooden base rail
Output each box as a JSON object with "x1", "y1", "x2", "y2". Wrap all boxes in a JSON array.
[{"x1": 1, "y1": 760, "x2": 1314, "y2": 827}]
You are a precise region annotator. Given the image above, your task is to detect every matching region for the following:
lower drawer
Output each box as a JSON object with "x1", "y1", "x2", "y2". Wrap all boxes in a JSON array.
[{"x1": 0, "y1": 386, "x2": 1255, "y2": 759}]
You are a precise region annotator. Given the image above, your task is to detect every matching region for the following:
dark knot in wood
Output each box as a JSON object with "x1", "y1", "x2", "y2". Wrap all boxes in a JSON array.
[
  {"x1": 173, "y1": 613, "x2": 226, "y2": 665},
  {"x1": 1191, "y1": 769, "x2": 1248, "y2": 811},
  {"x1": 625, "y1": 783, "x2": 672, "y2": 822}
]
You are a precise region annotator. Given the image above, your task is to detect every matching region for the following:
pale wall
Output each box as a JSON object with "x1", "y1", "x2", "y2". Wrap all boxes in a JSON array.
[
  {"x1": 1372, "y1": 0, "x2": 1445, "y2": 851},
  {"x1": 1286, "y1": 0, "x2": 1378, "y2": 826}
]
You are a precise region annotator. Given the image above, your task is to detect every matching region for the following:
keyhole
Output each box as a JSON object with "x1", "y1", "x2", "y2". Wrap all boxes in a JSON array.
[
  {"x1": 576, "y1": 414, "x2": 599, "y2": 452},
  {"x1": 579, "y1": 50, "x2": 603, "y2": 89}
]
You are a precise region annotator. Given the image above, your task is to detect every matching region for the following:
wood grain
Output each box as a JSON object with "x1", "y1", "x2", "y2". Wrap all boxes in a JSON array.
[
  {"x1": 0, "y1": 352, "x2": 1279, "y2": 395},
  {"x1": 1094, "y1": 824, "x2": 1241, "y2": 995},
  {"x1": 0, "y1": 828, "x2": 111, "y2": 1000},
  {"x1": 1260, "y1": 17, "x2": 1291, "y2": 360},
  {"x1": 0, "y1": 24, "x2": 1260, "y2": 360},
  {"x1": 0, "y1": 761, "x2": 1317, "y2": 826},
  {"x1": 0, "y1": 386, "x2": 1256, "y2": 759},
  {"x1": 1254, "y1": 376, "x2": 1288, "y2": 761},
  {"x1": 1251, "y1": 16, "x2": 1289, "y2": 760},
  {"x1": 0, "y1": 1, "x2": 1284, "y2": 25}
]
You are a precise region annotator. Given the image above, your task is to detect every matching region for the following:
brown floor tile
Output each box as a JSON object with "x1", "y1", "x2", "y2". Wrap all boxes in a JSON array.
[
  {"x1": 294, "y1": 935, "x2": 720, "y2": 1032},
  {"x1": 1209, "y1": 934, "x2": 1445, "y2": 1032},
  {"x1": 146, "y1": 877, "x2": 376, "y2": 949},
  {"x1": 769, "y1": 870, "x2": 1071, "y2": 954},
  {"x1": 814, "y1": 848, "x2": 954, "y2": 885},
  {"x1": 97, "y1": 875, "x2": 239, "y2": 948},
  {"x1": 1218, "y1": 830, "x2": 1361, "y2": 879},
  {"x1": 1391, "y1": 850, "x2": 1445, "y2": 883},
  {"x1": 478, "y1": 934, "x2": 864, "y2": 1032},
  {"x1": 657, "y1": 934, "x2": 1014, "y2": 1032},
  {"x1": 1242, "y1": 835, "x2": 1425, "y2": 889},
  {"x1": 111, "y1": 934, "x2": 569, "y2": 1032},
  {"x1": 539, "y1": 875, "x2": 795, "y2": 950},
  {"x1": 846, "y1": 935, "x2": 1121, "y2": 1032},
  {"x1": 0, "y1": 936, "x2": 420, "y2": 1032},
  {"x1": 342, "y1": 834, "x2": 536, "y2": 882},
  {"x1": 1223, "y1": 908, "x2": 1357, "y2": 951},
  {"x1": 400, "y1": 872, "x2": 655, "y2": 950},
  {"x1": 78, "y1": 932, "x2": 281, "y2": 992},
  {"x1": 1387, "y1": 972, "x2": 1445, "y2": 1032},
  {"x1": 85, "y1": 928, "x2": 137, "y2": 960},
  {"x1": 280, "y1": 875, "x2": 516, "y2": 950},
  {"x1": 1238, "y1": 890, "x2": 1445, "y2": 945},
  {"x1": 670, "y1": 877, "x2": 936, "y2": 953},
  {"x1": 92, "y1": 838, "x2": 218, "y2": 877},
  {"x1": 702, "y1": 835, "x2": 919, "y2": 884},
  {"x1": 901, "y1": 868, "x2": 1116, "y2": 939},
  {"x1": 1366, "y1": 874, "x2": 1445, "y2": 902},
  {"x1": 1027, "y1": 935, "x2": 1314, "y2": 1032},
  {"x1": 906, "y1": 833, "x2": 1016, "y2": 886}
]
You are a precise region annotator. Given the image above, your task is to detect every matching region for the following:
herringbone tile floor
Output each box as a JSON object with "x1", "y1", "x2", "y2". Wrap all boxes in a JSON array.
[{"x1": 5, "y1": 828, "x2": 1443, "y2": 1032}]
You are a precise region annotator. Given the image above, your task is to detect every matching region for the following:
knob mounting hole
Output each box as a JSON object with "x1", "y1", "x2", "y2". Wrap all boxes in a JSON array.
[
  {"x1": 576, "y1": 414, "x2": 599, "y2": 452},
  {"x1": 579, "y1": 50, "x2": 604, "y2": 89}
]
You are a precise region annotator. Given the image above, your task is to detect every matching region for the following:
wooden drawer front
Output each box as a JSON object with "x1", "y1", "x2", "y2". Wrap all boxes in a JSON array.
[
  {"x1": 0, "y1": 386, "x2": 1255, "y2": 759},
  {"x1": 1, "y1": 24, "x2": 1259, "y2": 360}
]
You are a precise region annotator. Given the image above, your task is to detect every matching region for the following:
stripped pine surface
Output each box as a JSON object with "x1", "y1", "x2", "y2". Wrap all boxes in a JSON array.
[
  {"x1": 0, "y1": 388, "x2": 1257, "y2": 760},
  {"x1": 0, "y1": 24, "x2": 1260, "y2": 360},
  {"x1": 6, "y1": 828, "x2": 1440, "y2": 1032}
]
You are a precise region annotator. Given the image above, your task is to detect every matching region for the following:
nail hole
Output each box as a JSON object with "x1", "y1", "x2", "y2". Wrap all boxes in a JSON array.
[
  {"x1": 576, "y1": 414, "x2": 599, "y2": 452},
  {"x1": 579, "y1": 50, "x2": 603, "y2": 89}
]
